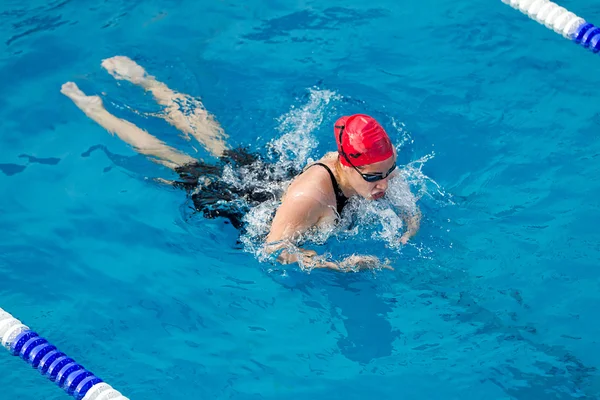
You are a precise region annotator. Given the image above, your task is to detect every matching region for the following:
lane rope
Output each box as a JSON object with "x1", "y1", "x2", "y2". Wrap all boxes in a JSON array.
[
  {"x1": 0, "y1": 307, "x2": 129, "y2": 400},
  {"x1": 502, "y1": 0, "x2": 600, "y2": 53}
]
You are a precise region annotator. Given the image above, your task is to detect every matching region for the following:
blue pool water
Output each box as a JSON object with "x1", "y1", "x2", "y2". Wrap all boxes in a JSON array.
[{"x1": 1, "y1": 0, "x2": 600, "y2": 399}]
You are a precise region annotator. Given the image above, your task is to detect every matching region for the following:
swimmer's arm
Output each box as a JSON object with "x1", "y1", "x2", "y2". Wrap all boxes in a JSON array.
[
  {"x1": 390, "y1": 175, "x2": 420, "y2": 244},
  {"x1": 265, "y1": 196, "x2": 340, "y2": 270},
  {"x1": 400, "y1": 208, "x2": 421, "y2": 244}
]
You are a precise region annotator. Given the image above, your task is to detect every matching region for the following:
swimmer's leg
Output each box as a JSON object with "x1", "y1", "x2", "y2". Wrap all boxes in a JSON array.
[
  {"x1": 101, "y1": 56, "x2": 229, "y2": 158},
  {"x1": 61, "y1": 82, "x2": 196, "y2": 170}
]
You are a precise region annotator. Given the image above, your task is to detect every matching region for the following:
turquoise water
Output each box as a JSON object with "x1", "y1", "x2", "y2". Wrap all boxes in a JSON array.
[{"x1": 1, "y1": 0, "x2": 600, "y2": 399}]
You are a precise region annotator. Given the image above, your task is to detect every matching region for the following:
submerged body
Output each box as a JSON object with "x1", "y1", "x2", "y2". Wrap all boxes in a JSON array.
[{"x1": 61, "y1": 56, "x2": 420, "y2": 272}]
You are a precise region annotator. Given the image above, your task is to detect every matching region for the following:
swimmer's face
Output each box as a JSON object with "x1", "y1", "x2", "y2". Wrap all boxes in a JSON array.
[{"x1": 346, "y1": 156, "x2": 397, "y2": 200}]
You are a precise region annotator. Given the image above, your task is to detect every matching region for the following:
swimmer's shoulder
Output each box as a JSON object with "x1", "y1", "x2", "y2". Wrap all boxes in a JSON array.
[
  {"x1": 289, "y1": 165, "x2": 331, "y2": 194},
  {"x1": 282, "y1": 156, "x2": 338, "y2": 204},
  {"x1": 321, "y1": 152, "x2": 338, "y2": 162},
  {"x1": 300, "y1": 152, "x2": 337, "y2": 174},
  {"x1": 300, "y1": 154, "x2": 338, "y2": 185}
]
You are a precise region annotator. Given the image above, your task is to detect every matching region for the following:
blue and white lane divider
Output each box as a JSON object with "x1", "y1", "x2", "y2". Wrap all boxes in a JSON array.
[
  {"x1": 0, "y1": 307, "x2": 129, "y2": 400},
  {"x1": 502, "y1": 0, "x2": 600, "y2": 53}
]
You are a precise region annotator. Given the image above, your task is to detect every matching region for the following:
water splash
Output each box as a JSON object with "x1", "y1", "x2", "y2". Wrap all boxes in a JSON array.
[
  {"x1": 335, "y1": 173, "x2": 417, "y2": 251},
  {"x1": 267, "y1": 87, "x2": 341, "y2": 169},
  {"x1": 333, "y1": 150, "x2": 452, "y2": 253},
  {"x1": 239, "y1": 199, "x2": 280, "y2": 259},
  {"x1": 402, "y1": 152, "x2": 454, "y2": 205},
  {"x1": 235, "y1": 88, "x2": 450, "y2": 266},
  {"x1": 390, "y1": 117, "x2": 413, "y2": 150},
  {"x1": 240, "y1": 88, "x2": 341, "y2": 258}
]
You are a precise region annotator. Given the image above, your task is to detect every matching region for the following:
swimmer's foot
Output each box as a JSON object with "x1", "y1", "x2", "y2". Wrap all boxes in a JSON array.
[
  {"x1": 101, "y1": 56, "x2": 153, "y2": 87},
  {"x1": 60, "y1": 82, "x2": 105, "y2": 115}
]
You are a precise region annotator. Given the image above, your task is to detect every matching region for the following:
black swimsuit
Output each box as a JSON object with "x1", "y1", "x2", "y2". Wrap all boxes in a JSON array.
[
  {"x1": 305, "y1": 163, "x2": 348, "y2": 215},
  {"x1": 173, "y1": 148, "x2": 295, "y2": 229},
  {"x1": 173, "y1": 148, "x2": 347, "y2": 228}
]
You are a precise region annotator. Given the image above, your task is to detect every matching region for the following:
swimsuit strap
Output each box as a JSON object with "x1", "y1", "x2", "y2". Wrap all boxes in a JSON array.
[{"x1": 307, "y1": 162, "x2": 348, "y2": 215}]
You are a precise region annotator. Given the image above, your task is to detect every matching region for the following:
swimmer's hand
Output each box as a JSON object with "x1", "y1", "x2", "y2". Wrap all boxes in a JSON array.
[
  {"x1": 303, "y1": 253, "x2": 392, "y2": 272},
  {"x1": 269, "y1": 246, "x2": 392, "y2": 273},
  {"x1": 400, "y1": 234, "x2": 410, "y2": 245},
  {"x1": 337, "y1": 255, "x2": 394, "y2": 272},
  {"x1": 300, "y1": 250, "x2": 341, "y2": 271}
]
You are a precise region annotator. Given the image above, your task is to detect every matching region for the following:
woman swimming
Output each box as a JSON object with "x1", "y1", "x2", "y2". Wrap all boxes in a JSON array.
[{"x1": 61, "y1": 56, "x2": 420, "y2": 272}]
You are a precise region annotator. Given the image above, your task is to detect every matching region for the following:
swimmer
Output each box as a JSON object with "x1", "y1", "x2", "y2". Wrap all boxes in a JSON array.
[
  {"x1": 61, "y1": 56, "x2": 420, "y2": 272},
  {"x1": 265, "y1": 114, "x2": 420, "y2": 271}
]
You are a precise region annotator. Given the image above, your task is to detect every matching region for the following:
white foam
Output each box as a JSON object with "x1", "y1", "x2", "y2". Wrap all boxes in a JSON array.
[
  {"x1": 334, "y1": 173, "x2": 419, "y2": 251},
  {"x1": 239, "y1": 199, "x2": 280, "y2": 260},
  {"x1": 267, "y1": 87, "x2": 341, "y2": 169}
]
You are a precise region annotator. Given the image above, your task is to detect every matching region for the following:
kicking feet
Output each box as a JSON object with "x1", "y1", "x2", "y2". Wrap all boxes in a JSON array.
[
  {"x1": 101, "y1": 56, "x2": 152, "y2": 87},
  {"x1": 60, "y1": 82, "x2": 105, "y2": 115}
]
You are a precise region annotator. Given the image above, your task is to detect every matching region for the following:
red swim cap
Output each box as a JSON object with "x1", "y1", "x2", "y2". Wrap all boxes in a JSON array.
[{"x1": 334, "y1": 114, "x2": 394, "y2": 167}]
